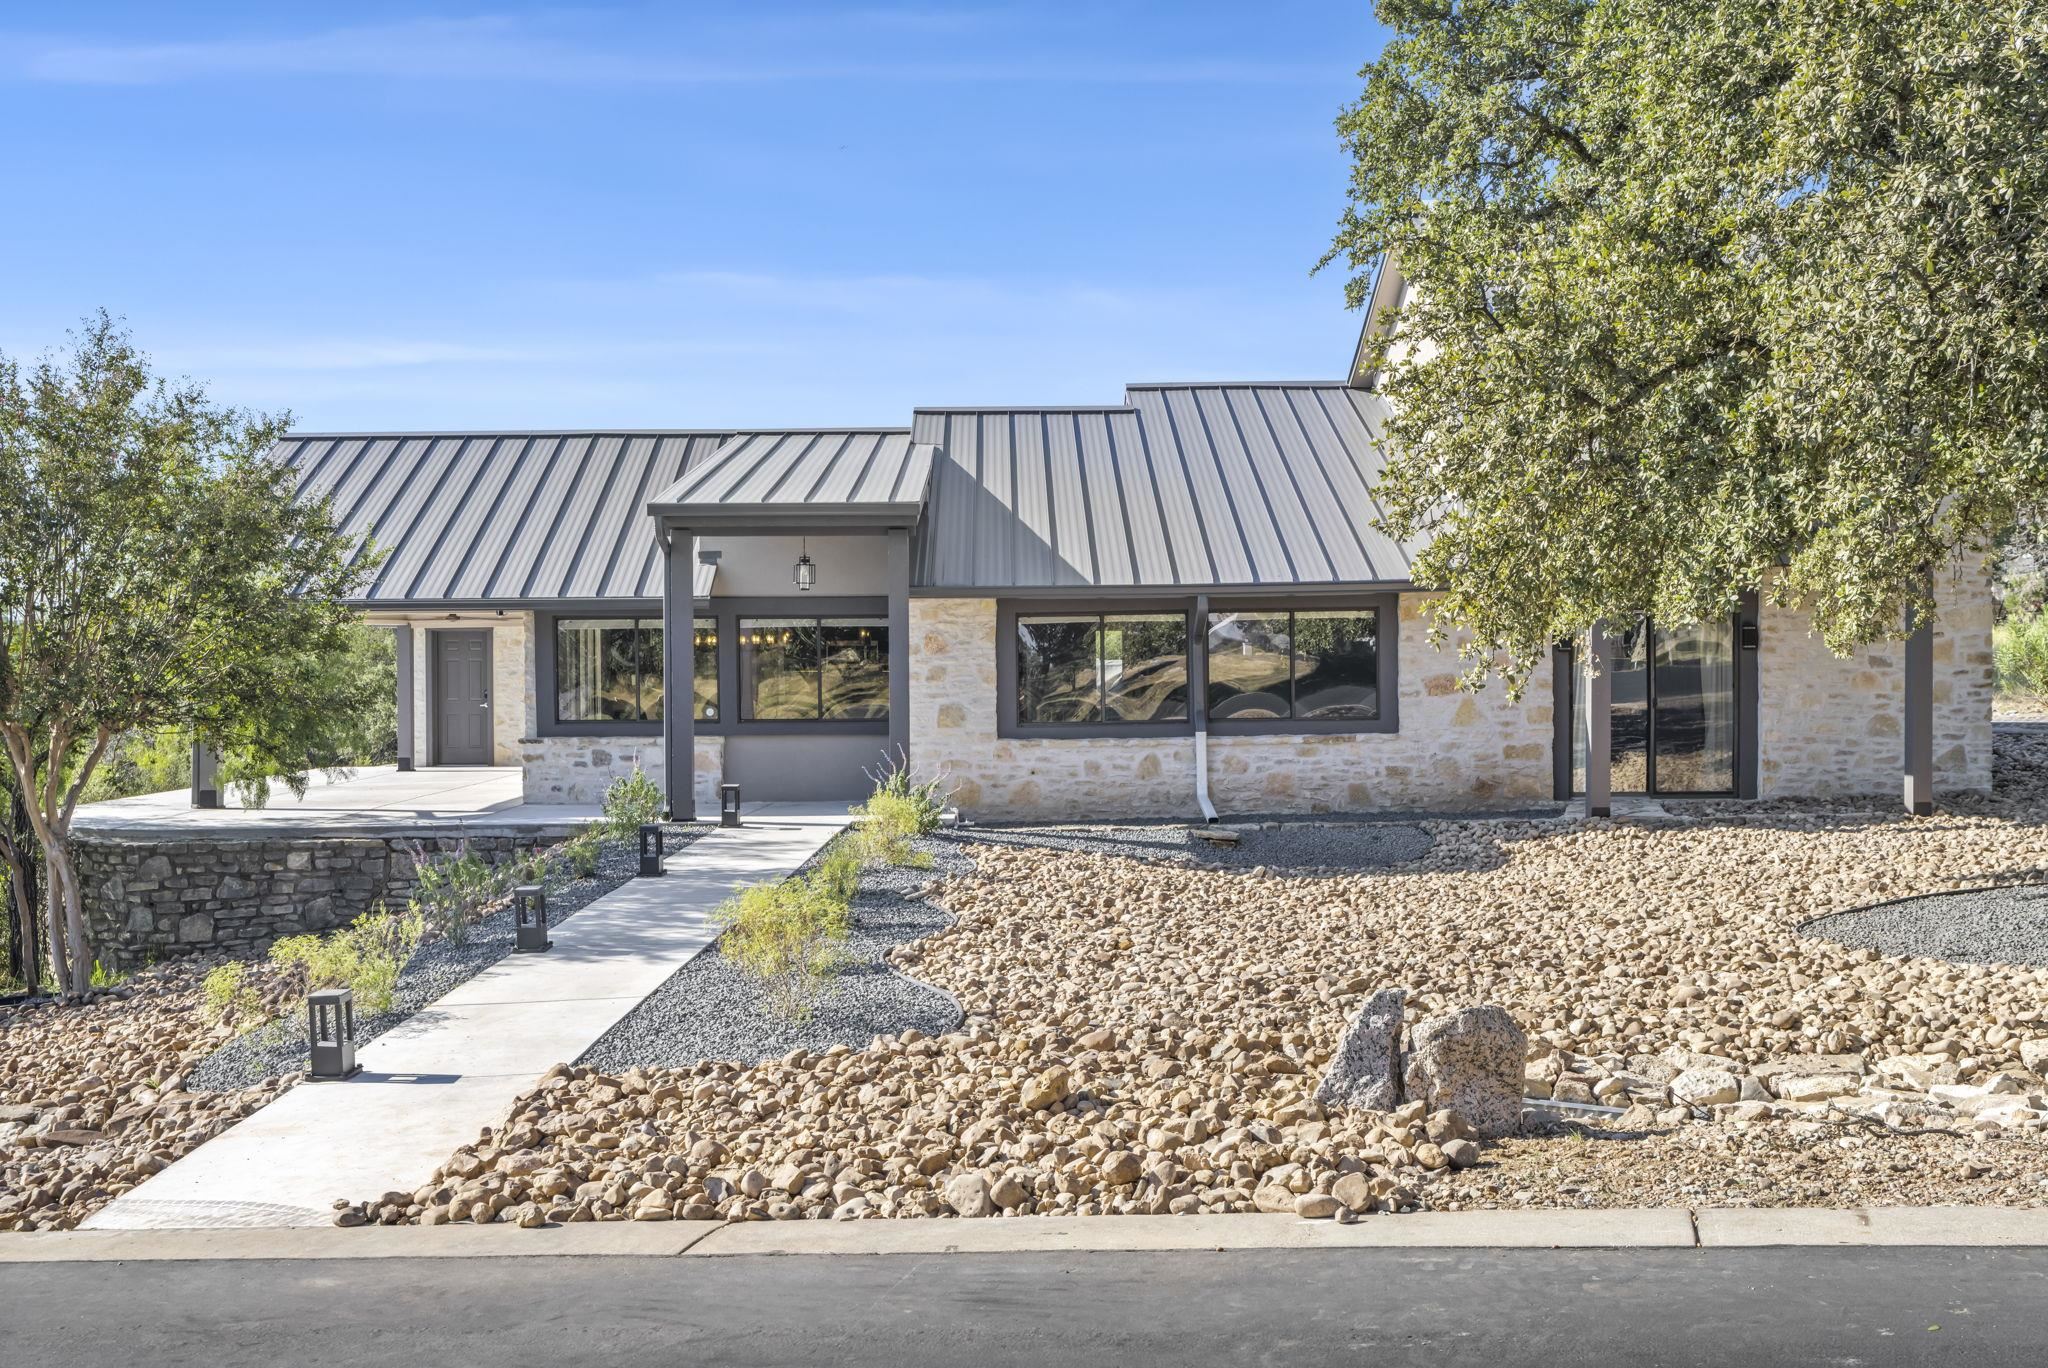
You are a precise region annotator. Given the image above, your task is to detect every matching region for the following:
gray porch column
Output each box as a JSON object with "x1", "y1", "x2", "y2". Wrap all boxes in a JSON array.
[
  {"x1": 190, "y1": 742, "x2": 221, "y2": 809},
  {"x1": 1583, "y1": 623, "x2": 1613, "y2": 819},
  {"x1": 1903, "y1": 585, "x2": 1935, "y2": 816},
  {"x1": 393, "y1": 624, "x2": 416, "y2": 772},
  {"x1": 886, "y1": 527, "x2": 911, "y2": 774},
  {"x1": 663, "y1": 530, "x2": 695, "y2": 820}
]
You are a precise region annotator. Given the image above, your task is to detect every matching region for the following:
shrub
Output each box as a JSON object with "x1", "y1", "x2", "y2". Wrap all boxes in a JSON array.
[
  {"x1": 602, "y1": 767, "x2": 665, "y2": 839},
  {"x1": 813, "y1": 838, "x2": 863, "y2": 903},
  {"x1": 558, "y1": 826, "x2": 603, "y2": 880},
  {"x1": 404, "y1": 839, "x2": 509, "y2": 945},
  {"x1": 1995, "y1": 613, "x2": 2048, "y2": 698},
  {"x1": 862, "y1": 748, "x2": 948, "y2": 835},
  {"x1": 201, "y1": 960, "x2": 264, "y2": 1026},
  {"x1": 716, "y1": 872, "x2": 850, "y2": 1021},
  {"x1": 269, "y1": 903, "x2": 425, "y2": 1016}
]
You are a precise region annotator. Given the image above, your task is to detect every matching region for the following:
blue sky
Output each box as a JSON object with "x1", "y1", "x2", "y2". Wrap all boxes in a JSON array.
[{"x1": 2, "y1": 4, "x2": 1388, "y2": 430}]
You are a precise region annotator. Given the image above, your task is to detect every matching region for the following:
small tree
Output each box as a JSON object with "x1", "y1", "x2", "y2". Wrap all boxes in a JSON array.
[{"x1": 0, "y1": 314, "x2": 370, "y2": 995}]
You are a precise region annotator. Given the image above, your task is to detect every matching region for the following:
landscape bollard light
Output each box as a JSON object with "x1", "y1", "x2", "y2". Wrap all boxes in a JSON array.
[
  {"x1": 638, "y1": 823, "x2": 665, "y2": 878},
  {"x1": 308, "y1": 987, "x2": 361, "y2": 1081},
  {"x1": 720, "y1": 783, "x2": 742, "y2": 828},
  {"x1": 513, "y1": 883, "x2": 551, "y2": 953}
]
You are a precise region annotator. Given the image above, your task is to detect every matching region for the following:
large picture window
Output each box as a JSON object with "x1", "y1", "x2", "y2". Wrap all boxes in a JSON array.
[
  {"x1": 739, "y1": 617, "x2": 888, "y2": 723},
  {"x1": 555, "y1": 617, "x2": 665, "y2": 724},
  {"x1": 1206, "y1": 608, "x2": 1379, "y2": 721},
  {"x1": 1015, "y1": 612, "x2": 1189, "y2": 726}
]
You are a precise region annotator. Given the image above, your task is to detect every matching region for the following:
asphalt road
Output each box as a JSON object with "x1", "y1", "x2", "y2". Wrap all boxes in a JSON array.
[{"x1": 6, "y1": 1247, "x2": 2045, "y2": 1367}]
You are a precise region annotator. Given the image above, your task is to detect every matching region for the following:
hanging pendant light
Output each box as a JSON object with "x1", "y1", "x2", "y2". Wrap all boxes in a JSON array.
[{"x1": 793, "y1": 537, "x2": 817, "y2": 592}]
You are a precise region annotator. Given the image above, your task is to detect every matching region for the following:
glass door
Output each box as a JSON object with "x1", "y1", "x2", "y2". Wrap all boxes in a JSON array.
[{"x1": 1572, "y1": 618, "x2": 1737, "y2": 796}]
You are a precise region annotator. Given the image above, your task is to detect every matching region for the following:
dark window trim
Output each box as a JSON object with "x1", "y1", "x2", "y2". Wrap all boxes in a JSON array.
[
  {"x1": 1203, "y1": 598, "x2": 1400, "y2": 736},
  {"x1": 995, "y1": 594, "x2": 1400, "y2": 740},
  {"x1": 736, "y1": 609, "x2": 892, "y2": 731},
  {"x1": 535, "y1": 610, "x2": 669, "y2": 737}
]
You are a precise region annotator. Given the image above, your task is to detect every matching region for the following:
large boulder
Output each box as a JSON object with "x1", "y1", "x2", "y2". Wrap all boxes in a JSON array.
[
  {"x1": 1401, "y1": 1005, "x2": 1527, "y2": 1138},
  {"x1": 1312, "y1": 988, "x2": 1406, "y2": 1112}
]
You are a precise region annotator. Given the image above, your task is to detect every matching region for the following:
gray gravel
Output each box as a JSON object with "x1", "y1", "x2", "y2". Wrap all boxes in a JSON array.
[
  {"x1": 577, "y1": 833, "x2": 967, "y2": 1071},
  {"x1": 187, "y1": 825, "x2": 706, "y2": 1092},
  {"x1": 1802, "y1": 884, "x2": 2048, "y2": 969},
  {"x1": 959, "y1": 819, "x2": 1435, "y2": 875}
]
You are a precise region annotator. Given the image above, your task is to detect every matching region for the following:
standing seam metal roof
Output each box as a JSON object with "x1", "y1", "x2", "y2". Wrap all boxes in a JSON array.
[
  {"x1": 279, "y1": 430, "x2": 733, "y2": 604},
  {"x1": 909, "y1": 383, "x2": 1414, "y2": 590},
  {"x1": 647, "y1": 429, "x2": 934, "y2": 512}
]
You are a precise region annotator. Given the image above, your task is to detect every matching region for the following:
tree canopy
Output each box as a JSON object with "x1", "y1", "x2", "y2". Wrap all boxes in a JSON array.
[
  {"x1": 0, "y1": 313, "x2": 371, "y2": 994},
  {"x1": 1326, "y1": 0, "x2": 2048, "y2": 686}
]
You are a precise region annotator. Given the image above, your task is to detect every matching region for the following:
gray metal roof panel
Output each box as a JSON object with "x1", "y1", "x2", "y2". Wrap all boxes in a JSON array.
[
  {"x1": 912, "y1": 383, "x2": 1420, "y2": 591},
  {"x1": 647, "y1": 429, "x2": 930, "y2": 516},
  {"x1": 279, "y1": 429, "x2": 735, "y2": 605}
]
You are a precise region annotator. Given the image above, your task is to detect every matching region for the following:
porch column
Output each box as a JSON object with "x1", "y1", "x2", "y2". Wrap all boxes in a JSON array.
[
  {"x1": 190, "y1": 742, "x2": 221, "y2": 809},
  {"x1": 1903, "y1": 584, "x2": 1935, "y2": 816},
  {"x1": 886, "y1": 527, "x2": 910, "y2": 774},
  {"x1": 1583, "y1": 622, "x2": 1613, "y2": 819},
  {"x1": 393, "y1": 624, "x2": 416, "y2": 772},
  {"x1": 663, "y1": 529, "x2": 695, "y2": 820}
]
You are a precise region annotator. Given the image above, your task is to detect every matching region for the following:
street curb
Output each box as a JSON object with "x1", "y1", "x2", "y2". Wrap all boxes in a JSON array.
[{"x1": 3, "y1": 1207, "x2": 2045, "y2": 1263}]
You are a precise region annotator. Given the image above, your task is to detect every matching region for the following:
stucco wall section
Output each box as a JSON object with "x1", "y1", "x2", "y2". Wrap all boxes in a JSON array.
[
  {"x1": 908, "y1": 596, "x2": 1554, "y2": 821},
  {"x1": 516, "y1": 734, "x2": 724, "y2": 814},
  {"x1": 1758, "y1": 557, "x2": 1995, "y2": 798}
]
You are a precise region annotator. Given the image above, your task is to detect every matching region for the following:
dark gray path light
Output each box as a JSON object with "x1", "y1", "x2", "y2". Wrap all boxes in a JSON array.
[
  {"x1": 720, "y1": 783, "x2": 742, "y2": 828},
  {"x1": 638, "y1": 823, "x2": 665, "y2": 877},
  {"x1": 513, "y1": 883, "x2": 551, "y2": 952},
  {"x1": 308, "y1": 988, "x2": 361, "y2": 1081}
]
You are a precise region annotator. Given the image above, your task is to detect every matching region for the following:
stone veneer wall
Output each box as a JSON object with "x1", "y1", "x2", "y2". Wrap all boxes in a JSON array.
[
  {"x1": 76, "y1": 832, "x2": 547, "y2": 970},
  {"x1": 516, "y1": 734, "x2": 724, "y2": 815},
  {"x1": 1757, "y1": 556, "x2": 1995, "y2": 797},
  {"x1": 909, "y1": 596, "x2": 1555, "y2": 821}
]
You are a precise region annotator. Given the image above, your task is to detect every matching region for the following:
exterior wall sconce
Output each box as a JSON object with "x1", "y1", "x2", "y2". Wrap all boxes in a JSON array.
[
  {"x1": 720, "y1": 783, "x2": 742, "y2": 828},
  {"x1": 639, "y1": 822, "x2": 665, "y2": 877},
  {"x1": 1739, "y1": 623, "x2": 1760, "y2": 651},
  {"x1": 513, "y1": 883, "x2": 552, "y2": 952},
  {"x1": 309, "y1": 987, "x2": 361, "y2": 1080},
  {"x1": 793, "y1": 538, "x2": 817, "y2": 592}
]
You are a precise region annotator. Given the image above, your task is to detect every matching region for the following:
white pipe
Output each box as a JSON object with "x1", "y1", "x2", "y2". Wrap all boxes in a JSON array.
[{"x1": 1195, "y1": 728, "x2": 1218, "y2": 823}]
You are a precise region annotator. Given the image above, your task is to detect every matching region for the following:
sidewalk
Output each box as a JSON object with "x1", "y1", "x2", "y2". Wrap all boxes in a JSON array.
[
  {"x1": 16, "y1": 1206, "x2": 2048, "y2": 1262},
  {"x1": 82, "y1": 803, "x2": 847, "y2": 1231}
]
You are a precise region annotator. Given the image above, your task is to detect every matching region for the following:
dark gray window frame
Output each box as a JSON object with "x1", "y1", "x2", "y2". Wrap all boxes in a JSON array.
[
  {"x1": 735, "y1": 604, "x2": 893, "y2": 731},
  {"x1": 1203, "y1": 597, "x2": 1400, "y2": 736},
  {"x1": 535, "y1": 607, "x2": 670, "y2": 737},
  {"x1": 1551, "y1": 593, "x2": 1760, "y2": 800},
  {"x1": 995, "y1": 593, "x2": 1400, "y2": 740},
  {"x1": 538, "y1": 596, "x2": 890, "y2": 739}
]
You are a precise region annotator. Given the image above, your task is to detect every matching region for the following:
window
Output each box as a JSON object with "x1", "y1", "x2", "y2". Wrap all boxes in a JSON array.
[
  {"x1": 555, "y1": 617, "x2": 665, "y2": 724},
  {"x1": 1015, "y1": 612, "x2": 1189, "y2": 726},
  {"x1": 1206, "y1": 609, "x2": 1380, "y2": 721},
  {"x1": 739, "y1": 617, "x2": 888, "y2": 723},
  {"x1": 690, "y1": 618, "x2": 718, "y2": 721},
  {"x1": 1569, "y1": 617, "x2": 1737, "y2": 796}
]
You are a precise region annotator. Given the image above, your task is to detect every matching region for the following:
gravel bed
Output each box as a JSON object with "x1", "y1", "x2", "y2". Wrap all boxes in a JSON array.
[
  {"x1": 578, "y1": 834, "x2": 967, "y2": 1071},
  {"x1": 1801, "y1": 885, "x2": 2048, "y2": 969},
  {"x1": 959, "y1": 820, "x2": 1435, "y2": 874},
  {"x1": 187, "y1": 825, "x2": 706, "y2": 1092}
]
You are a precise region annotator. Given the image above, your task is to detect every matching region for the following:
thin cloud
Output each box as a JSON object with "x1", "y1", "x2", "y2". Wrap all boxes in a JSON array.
[{"x1": 10, "y1": 13, "x2": 1319, "y2": 86}]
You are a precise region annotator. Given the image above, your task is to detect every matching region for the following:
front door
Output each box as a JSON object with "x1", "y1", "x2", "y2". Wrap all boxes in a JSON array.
[{"x1": 434, "y1": 630, "x2": 493, "y2": 765}]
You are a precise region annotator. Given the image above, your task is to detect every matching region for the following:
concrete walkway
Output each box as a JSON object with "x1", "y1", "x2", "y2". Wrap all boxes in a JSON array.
[{"x1": 83, "y1": 803, "x2": 847, "y2": 1231}]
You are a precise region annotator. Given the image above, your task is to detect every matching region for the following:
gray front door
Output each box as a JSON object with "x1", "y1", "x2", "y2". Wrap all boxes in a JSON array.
[{"x1": 434, "y1": 630, "x2": 493, "y2": 765}]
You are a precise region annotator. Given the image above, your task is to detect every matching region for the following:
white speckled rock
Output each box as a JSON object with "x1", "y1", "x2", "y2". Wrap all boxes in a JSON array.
[
  {"x1": 1312, "y1": 988, "x2": 1405, "y2": 1112},
  {"x1": 1401, "y1": 1005, "x2": 1527, "y2": 1138}
]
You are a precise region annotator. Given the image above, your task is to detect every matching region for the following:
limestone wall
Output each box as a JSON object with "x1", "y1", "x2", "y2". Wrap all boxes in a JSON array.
[
  {"x1": 515, "y1": 734, "x2": 724, "y2": 815},
  {"x1": 76, "y1": 832, "x2": 546, "y2": 970},
  {"x1": 908, "y1": 596, "x2": 1555, "y2": 821},
  {"x1": 1758, "y1": 557, "x2": 1995, "y2": 797}
]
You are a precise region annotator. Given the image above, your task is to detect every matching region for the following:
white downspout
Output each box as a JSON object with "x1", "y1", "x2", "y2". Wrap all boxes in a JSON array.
[{"x1": 1193, "y1": 593, "x2": 1218, "y2": 823}]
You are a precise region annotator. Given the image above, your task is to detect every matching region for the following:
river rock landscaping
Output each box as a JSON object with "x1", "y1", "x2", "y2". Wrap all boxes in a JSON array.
[
  {"x1": 0, "y1": 823, "x2": 698, "y2": 1230},
  {"x1": 343, "y1": 729, "x2": 2048, "y2": 1229}
]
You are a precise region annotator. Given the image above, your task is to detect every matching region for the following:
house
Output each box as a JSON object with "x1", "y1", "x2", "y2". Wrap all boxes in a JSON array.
[{"x1": 279, "y1": 287, "x2": 1993, "y2": 821}]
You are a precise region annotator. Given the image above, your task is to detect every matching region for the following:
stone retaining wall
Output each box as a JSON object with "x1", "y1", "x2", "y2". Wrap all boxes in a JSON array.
[{"x1": 76, "y1": 831, "x2": 549, "y2": 970}]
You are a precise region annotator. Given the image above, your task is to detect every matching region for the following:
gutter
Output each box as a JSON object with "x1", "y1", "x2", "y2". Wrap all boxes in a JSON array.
[{"x1": 1192, "y1": 593, "x2": 1218, "y2": 823}]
